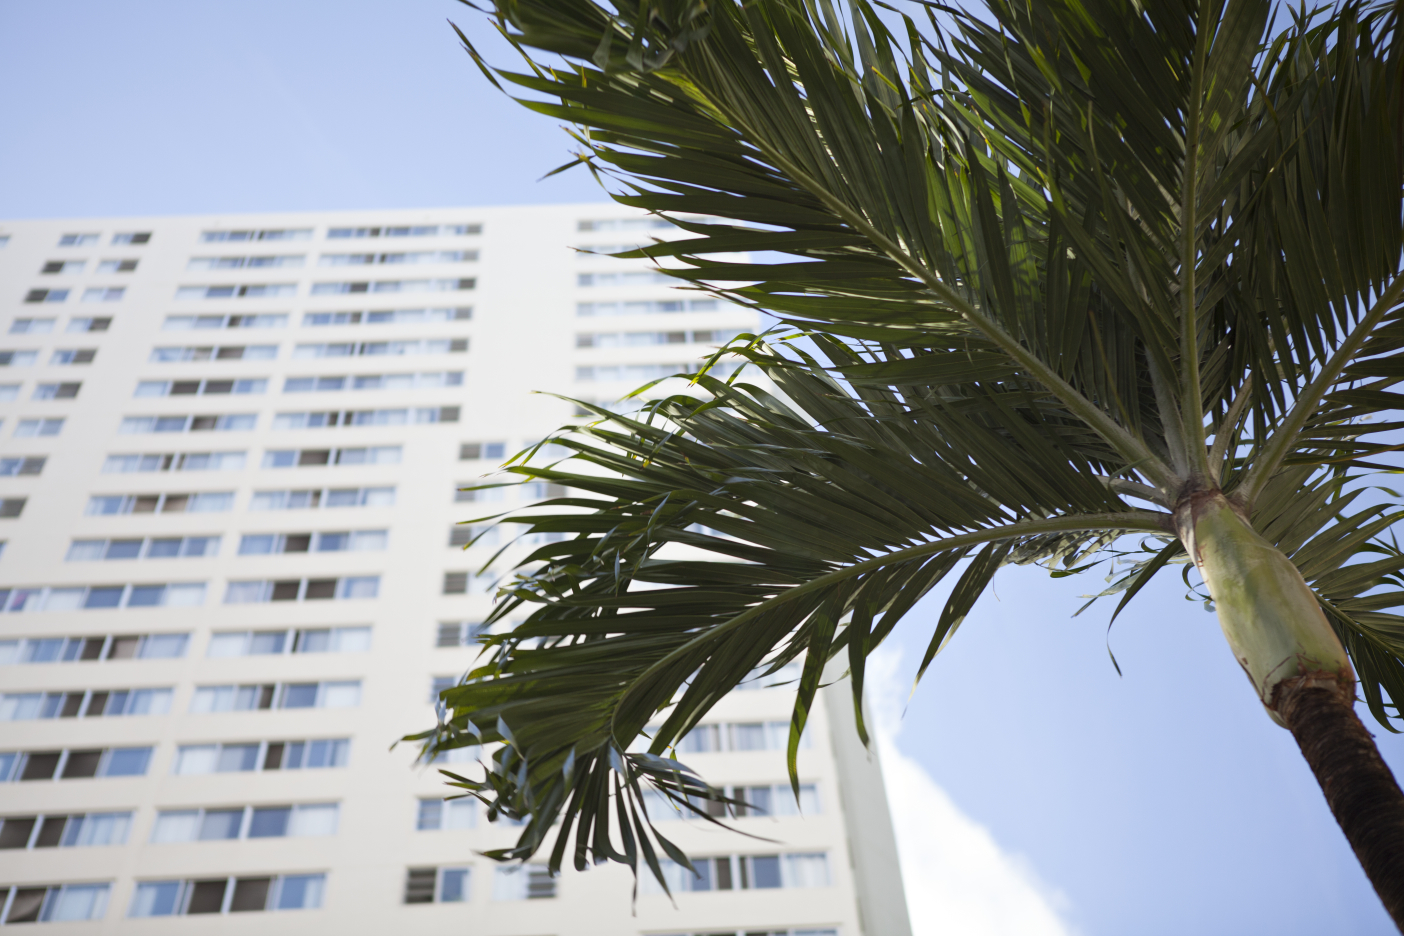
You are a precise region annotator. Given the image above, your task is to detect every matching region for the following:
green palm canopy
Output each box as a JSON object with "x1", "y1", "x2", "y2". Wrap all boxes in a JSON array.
[{"x1": 410, "y1": 0, "x2": 1404, "y2": 921}]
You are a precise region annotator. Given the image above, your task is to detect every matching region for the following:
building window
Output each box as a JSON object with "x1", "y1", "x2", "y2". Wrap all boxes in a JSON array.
[
  {"x1": 404, "y1": 867, "x2": 471, "y2": 905},
  {"x1": 172, "y1": 738, "x2": 350, "y2": 775},
  {"x1": 199, "y1": 228, "x2": 312, "y2": 243},
  {"x1": 458, "y1": 441, "x2": 506, "y2": 461},
  {"x1": 207, "y1": 627, "x2": 370, "y2": 657},
  {"x1": 9, "y1": 318, "x2": 55, "y2": 334},
  {"x1": 670, "y1": 721, "x2": 812, "y2": 754},
  {"x1": 416, "y1": 798, "x2": 477, "y2": 831},
  {"x1": 151, "y1": 804, "x2": 338, "y2": 843},
  {"x1": 150, "y1": 343, "x2": 277, "y2": 362},
  {"x1": 101, "y1": 451, "x2": 246, "y2": 473},
  {"x1": 0, "y1": 583, "x2": 206, "y2": 612},
  {"x1": 67, "y1": 316, "x2": 112, "y2": 332},
  {"x1": 576, "y1": 271, "x2": 674, "y2": 287},
  {"x1": 292, "y1": 338, "x2": 467, "y2": 357},
  {"x1": 641, "y1": 853, "x2": 829, "y2": 895},
  {"x1": 190, "y1": 681, "x2": 361, "y2": 713},
  {"x1": 309, "y1": 278, "x2": 474, "y2": 296},
  {"x1": 249, "y1": 486, "x2": 395, "y2": 510},
  {"x1": 237, "y1": 531, "x2": 386, "y2": 555},
  {"x1": 97, "y1": 259, "x2": 139, "y2": 273},
  {"x1": 491, "y1": 865, "x2": 555, "y2": 901},
  {"x1": 50, "y1": 348, "x2": 97, "y2": 365},
  {"x1": 128, "y1": 874, "x2": 324, "y2": 917},
  {"x1": 0, "y1": 350, "x2": 39, "y2": 366},
  {"x1": 24, "y1": 289, "x2": 69, "y2": 304},
  {"x1": 0, "y1": 382, "x2": 16, "y2": 401},
  {"x1": 186, "y1": 255, "x2": 304, "y2": 270},
  {"x1": 0, "y1": 457, "x2": 45, "y2": 477},
  {"x1": 0, "y1": 689, "x2": 172, "y2": 721},
  {"x1": 283, "y1": 371, "x2": 462, "y2": 392},
  {"x1": 576, "y1": 299, "x2": 719, "y2": 316},
  {"x1": 222, "y1": 577, "x2": 380, "y2": 603},
  {"x1": 15, "y1": 418, "x2": 64, "y2": 437},
  {"x1": 0, "y1": 747, "x2": 153, "y2": 782},
  {"x1": 32, "y1": 382, "x2": 80, "y2": 400},
  {"x1": 577, "y1": 217, "x2": 672, "y2": 232},
  {"x1": 82, "y1": 287, "x2": 125, "y2": 303},
  {"x1": 0, "y1": 812, "x2": 132, "y2": 849},
  {"x1": 327, "y1": 224, "x2": 480, "y2": 239},
  {"x1": 58, "y1": 233, "x2": 100, "y2": 246},
  {"x1": 65, "y1": 536, "x2": 220, "y2": 561},
  {"x1": 271, "y1": 406, "x2": 457, "y2": 429},
  {"x1": 301, "y1": 307, "x2": 471, "y2": 326},
  {"x1": 112, "y1": 232, "x2": 151, "y2": 245},
  {"x1": 0, "y1": 883, "x2": 110, "y2": 923},
  {"x1": 0, "y1": 633, "x2": 189, "y2": 664},
  {"x1": 260, "y1": 446, "x2": 401, "y2": 468},
  {"x1": 119, "y1": 413, "x2": 256, "y2": 433},
  {"x1": 436, "y1": 621, "x2": 488, "y2": 648},
  {"x1": 643, "y1": 783, "x2": 820, "y2": 822},
  {"x1": 86, "y1": 491, "x2": 232, "y2": 515},
  {"x1": 164, "y1": 313, "x2": 289, "y2": 330},
  {"x1": 135, "y1": 378, "x2": 266, "y2": 397},
  {"x1": 319, "y1": 250, "x2": 477, "y2": 266},
  {"x1": 175, "y1": 284, "x2": 296, "y2": 301},
  {"x1": 40, "y1": 260, "x2": 85, "y2": 275},
  {"x1": 0, "y1": 498, "x2": 27, "y2": 519},
  {"x1": 442, "y1": 572, "x2": 469, "y2": 595}
]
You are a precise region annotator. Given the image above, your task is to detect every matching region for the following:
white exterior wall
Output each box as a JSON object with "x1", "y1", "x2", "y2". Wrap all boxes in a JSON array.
[{"x1": 0, "y1": 205, "x2": 909, "y2": 935}]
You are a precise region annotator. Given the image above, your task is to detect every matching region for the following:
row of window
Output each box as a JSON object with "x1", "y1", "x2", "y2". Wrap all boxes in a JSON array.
[
  {"x1": 0, "y1": 804, "x2": 334, "y2": 851},
  {"x1": 643, "y1": 783, "x2": 822, "y2": 820},
  {"x1": 0, "y1": 348, "x2": 95, "y2": 365},
  {"x1": 131, "y1": 875, "x2": 324, "y2": 917},
  {"x1": 577, "y1": 328, "x2": 743, "y2": 347},
  {"x1": 39, "y1": 259, "x2": 138, "y2": 275},
  {"x1": 8, "y1": 308, "x2": 469, "y2": 335},
  {"x1": 113, "y1": 407, "x2": 460, "y2": 434},
  {"x1": 65, "y1": 532, "x2": 385, "y2": 562},
  {"x1": 52, "y1": 232, "x2": 150, "y2": 246},
  {"x1": 0, "y1": 747, "x2": 152, "y2": 782},
  {"x1": 180, "y1": 250, "x2": 477, "y2": 271},
  {"x1": 8, "y1": 316, "x2": 109, "y2": 334},
  {"x1": 0, "y1": 785, "x2": 816, "y2": 852},
  {"x1": 202, "y1": 224, "x2": 481, "y2": 242},
  {"x1": 0, "y1": 619, "x2": 530, "y2": 664},
  {"x1": 5, "y1": 338, "x2": 471, "y2": 366},
  {"x1": 25, "y1": 282, "x2": 472, "y2": 307},
  {"x1": 0, "y1": 627, "x2": 366, "y2": 670},
  {"x1": 150, "y1": 803, "x2": 338, "y2": 842},
  {"x1": 0, "y1": 688, "x2": 171, "y2": 721},
  {"x1": 23, "y1": 287, "x2": 125, "y2": 304},
  {"x1": 0, "y1": 382, "x2": 78, "y2": 400},
  {"x1": 0, "y1": 632, "x2": 188, "y2": 664},
  {"x1": 0, "y1": 457, "x2": 44, "y2": 476},
  {"x1": 0, "y1": 576, "x2": 379, "y2": 612},
  {"x1": 647, "y1": 853, "x2": 831, "y2": 894},
  {"x1": 576, "y1": 271, "x2": 674, "y2": 287},
  {"x1": 83, "y1": 487, "x2": 392, "y2": 514},
  {"x1": 0, "y1": 738, "x2": 346, "y2": 785},
  {"x1": 103, "y1": 445, "x2": 402, "y2": 473}
]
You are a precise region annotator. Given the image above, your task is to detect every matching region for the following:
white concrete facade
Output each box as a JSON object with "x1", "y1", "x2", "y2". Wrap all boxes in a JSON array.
[{"x1": 0, "y1": 205, "x2": 910, "y2": 935}]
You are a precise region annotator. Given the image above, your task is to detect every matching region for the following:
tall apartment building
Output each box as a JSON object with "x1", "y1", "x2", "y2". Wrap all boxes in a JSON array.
[{"x1": 0, "y1": 206, "x2": 910, "y2": 935}]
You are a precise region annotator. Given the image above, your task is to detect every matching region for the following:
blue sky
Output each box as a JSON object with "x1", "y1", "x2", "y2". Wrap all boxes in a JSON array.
[{"x1": 3, "y1": 3, "x2": 1401, "y2": 933}]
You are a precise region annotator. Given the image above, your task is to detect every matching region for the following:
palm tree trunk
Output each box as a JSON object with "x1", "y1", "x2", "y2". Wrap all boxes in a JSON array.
[
  {"x1": 1276, "y1": 679, "x2": 1404, "y2": 929},
  {"x1": 1177, "y1": 489, "x2": 1404, "y2": 928}
]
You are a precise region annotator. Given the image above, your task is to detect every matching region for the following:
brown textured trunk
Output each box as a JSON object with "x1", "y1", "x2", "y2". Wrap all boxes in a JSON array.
[{"x1": 1275, "y1": 679, "x2": 1404, "y2": 930}]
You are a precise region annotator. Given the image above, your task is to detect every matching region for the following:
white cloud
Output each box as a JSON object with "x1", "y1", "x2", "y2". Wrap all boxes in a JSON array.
[{"x1": 869, "y1": 648, "x2": 1076, "y2": 936}]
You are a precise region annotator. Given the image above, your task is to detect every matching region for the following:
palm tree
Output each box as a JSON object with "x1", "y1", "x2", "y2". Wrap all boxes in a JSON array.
[{"x1": 413, "y1": 0, "x2": 1404, "y2": 923}]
